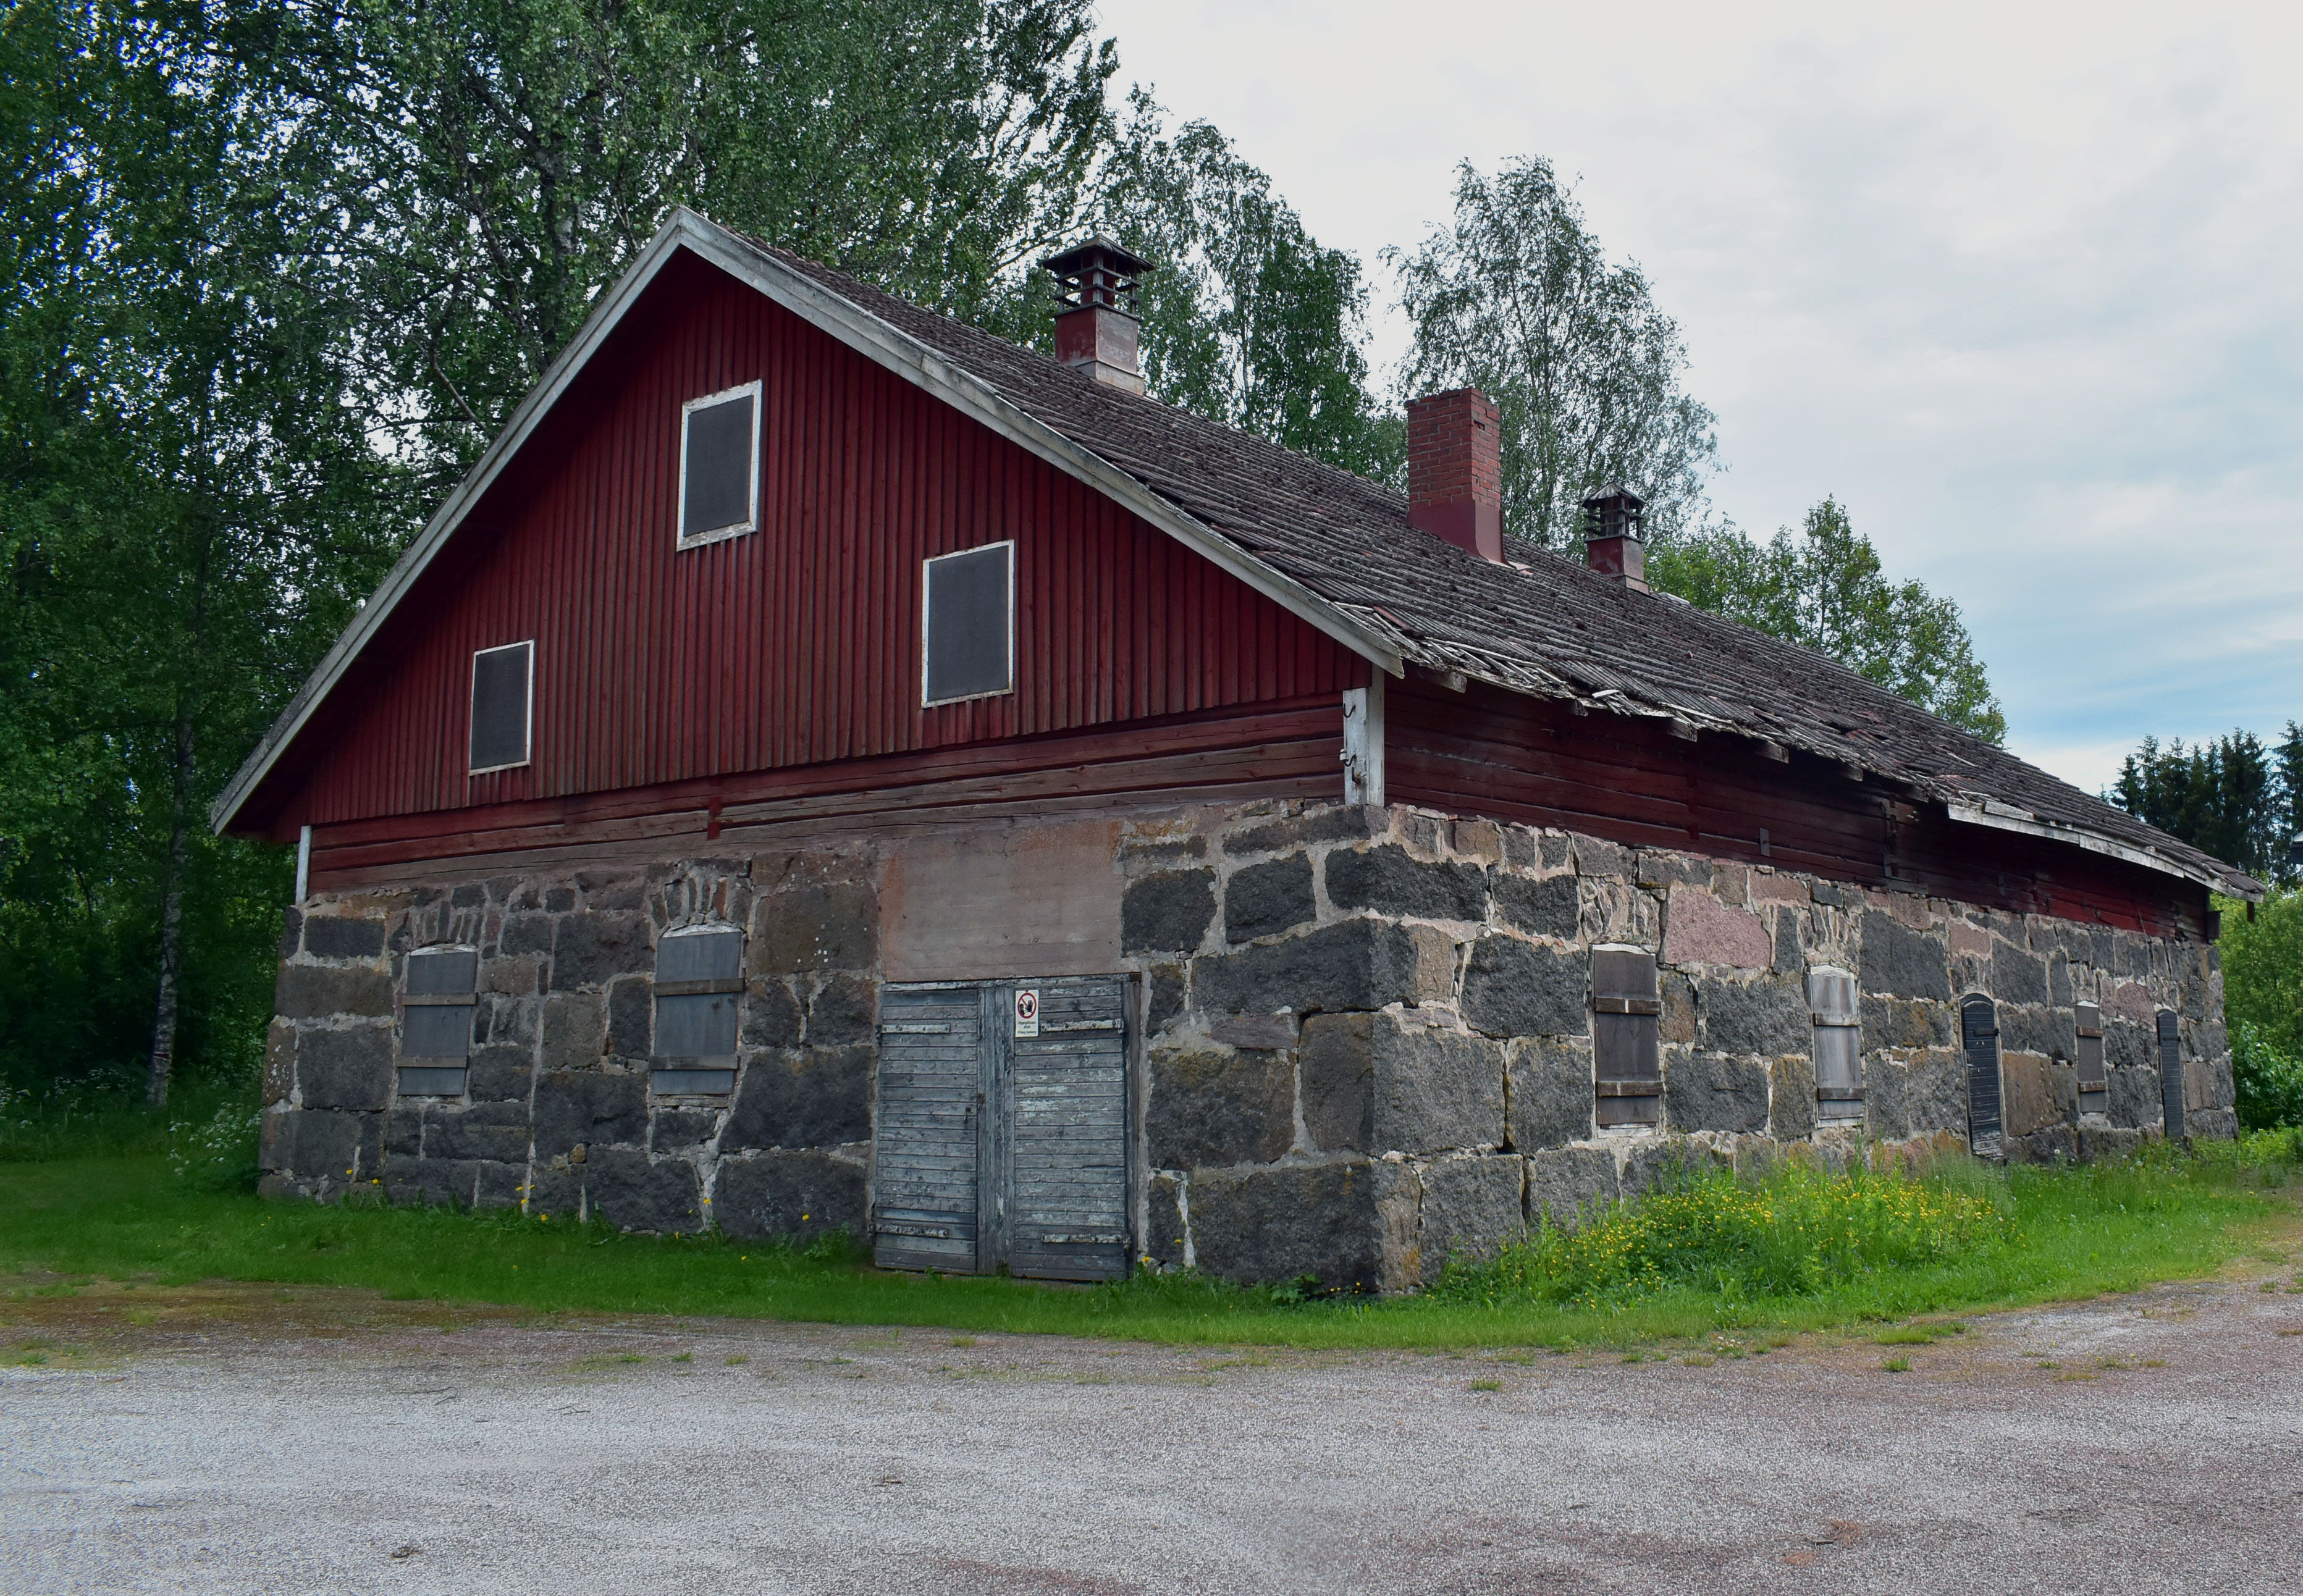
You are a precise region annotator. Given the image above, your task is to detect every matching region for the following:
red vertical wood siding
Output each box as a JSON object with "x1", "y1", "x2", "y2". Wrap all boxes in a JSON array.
[{"x1": 263, "y1": 251, "x2": 1360, "y2": 833}]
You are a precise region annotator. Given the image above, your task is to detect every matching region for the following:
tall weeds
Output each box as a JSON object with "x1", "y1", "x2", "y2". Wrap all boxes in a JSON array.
[{"x1": 1433, "y1": 1156, "x2": 2015, "y2": 1308}]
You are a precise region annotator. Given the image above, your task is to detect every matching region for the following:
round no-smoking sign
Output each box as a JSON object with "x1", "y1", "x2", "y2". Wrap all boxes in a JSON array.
[{"x1": 1013, "y1": 987, "x2": 1040, "y2": 1037}]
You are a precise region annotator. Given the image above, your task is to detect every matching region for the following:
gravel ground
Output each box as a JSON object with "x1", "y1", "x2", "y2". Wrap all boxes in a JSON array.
[{"x1": 5, "y1": 1270, "x2": 2303, "y2": 1595}]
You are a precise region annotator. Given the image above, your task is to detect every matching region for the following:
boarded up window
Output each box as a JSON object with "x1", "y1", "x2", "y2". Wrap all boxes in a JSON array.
[
  {"x1": 922, "y1": 542, "x2": 1014, "y2": 705},
  {"x1": 1961, "y1": 993, "x2": 2003, "y2": 1157},
  {"x1": 399, "y1": 946, "x2": 478, "y2": 1096},
  {"x1": 678, "y1": 382, "x2": 759, "y2": 544},
  {"x1": 1808, "y1": 967, "x2": 1862, "y2": 1119},
  {"x1": 2156, "y1": 1009, "x2": 2185, "y2": 1138},
  {"x1": 1592, "y1": 946, "x2": 1661, "y2": 1127},
  {"x1": 2074, "y1": 1002, "x2": 2108, "y2": 1117},
  {"x1": 468, "y1": 642, "x2": 533, "y2": 773},
  {"x1": 653, "y1": 926, "x2": 742, "y2": 1094}
]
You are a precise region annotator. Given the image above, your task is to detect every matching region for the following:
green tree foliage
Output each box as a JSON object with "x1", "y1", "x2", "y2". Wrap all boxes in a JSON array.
[
  {"x1": 274, "y1": 0, "x2": 1122, "y2": 487},
  {"x1": 2, "y1": 0, "x2": 403, "y2": 1102},
  {"x1": 1388, "y1": 156, "x2": 1721, "y2": 550},
  {"x1": 2221, "y1": 887, "x2": 2303, "y2": 1128},
  {"x1": 2, "y1": 0, "x2": 1385, "y2": 1107},
  {"x1": 2232, "y1": 1021, "x2": 2303, "y2": 1132},
  {"x1": 1648, "y1": 498, "x2": 2008, "y2": 744},
  {"x1": 2114, "y1": 727, "x2": 2297, "y2": 884},
  {"x1": 1094, "y1": 93, "x2": 1387, "y2": 477}
]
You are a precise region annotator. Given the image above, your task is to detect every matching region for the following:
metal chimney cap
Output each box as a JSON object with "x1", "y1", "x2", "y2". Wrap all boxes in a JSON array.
[
  {"x1": 1039, "y1": 235, "x2": 1153, "y2": 279},
  {"x1": 1580, "y1": 484, "x2": 1646, "y2": 510}
]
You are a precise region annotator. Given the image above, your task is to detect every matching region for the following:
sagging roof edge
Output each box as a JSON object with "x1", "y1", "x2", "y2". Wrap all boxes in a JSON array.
[
  {"x1": 1946, "y1": 801, "x2": 2263, "y2": 904},
  {"x1": 1405, "y1": 630, "x2": 2260, "y2": 904},
  {"x1": 208, "y1": 209, "x2": 1404, "y2": 838}
]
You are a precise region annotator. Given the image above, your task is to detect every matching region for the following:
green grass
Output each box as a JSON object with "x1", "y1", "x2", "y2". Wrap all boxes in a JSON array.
[{"x1": 0, "y1": 1143, "x2": 2292, "y2": 1350}]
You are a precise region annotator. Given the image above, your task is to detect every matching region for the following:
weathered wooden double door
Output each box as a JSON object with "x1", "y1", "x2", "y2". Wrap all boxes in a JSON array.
[{"x1": 870, "y1": 976, "x2": 1130, "y2": 1282}]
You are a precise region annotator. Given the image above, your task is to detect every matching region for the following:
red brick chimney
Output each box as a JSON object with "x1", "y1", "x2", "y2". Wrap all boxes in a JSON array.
[
  {"x1": 1581, "y1": 485, "x2": 1648, "y2": 592},
  {"x1": 1406, "y1": 388, "x2": 1504, "y2": 562},
  {"x1": 1042, "y1": 236, "x2": 1152, "y2": 395}
]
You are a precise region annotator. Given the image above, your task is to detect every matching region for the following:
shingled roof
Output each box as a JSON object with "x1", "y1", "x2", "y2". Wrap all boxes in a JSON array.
[
  {"x1": 212, "y1": 211, "x2": 2262, "y2": 901},
  {"x1": 755, "y1": 231, "x2": 2257, "y2": 901}
]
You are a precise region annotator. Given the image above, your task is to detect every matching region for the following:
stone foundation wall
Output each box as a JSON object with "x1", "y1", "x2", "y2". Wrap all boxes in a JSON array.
[
  {"x1": 260, "y1": 801, "x2": 2231, "y2": 1290},
  {"x1": 262, "y1": 849, "x2": 878, "y2": 1241},
  {"x1": 1121, "y1": 805, "x2": 2231, "y2": 1292}
]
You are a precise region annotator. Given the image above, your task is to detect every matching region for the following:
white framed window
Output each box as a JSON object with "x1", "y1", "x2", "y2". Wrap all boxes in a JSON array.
[
  {"x1": 468, "y1": 640, "x2": 534, "y2": 775},
  {"x1": 922, "y1": 540, "x2": 1015, "y2": 707},
  {"x1": 677, "y1": 379, "x2": 761, "y2": 547}
]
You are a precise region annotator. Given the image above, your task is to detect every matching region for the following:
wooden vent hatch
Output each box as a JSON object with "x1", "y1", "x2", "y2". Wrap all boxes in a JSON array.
[
  {"x1": 1592, "y1": 946, "x2": 1662, "y2": 1127},
  {"x1": 2156, "y1": 1009, "x2": 2186, "y2": 1140},
  {"x1": 398, "y1": 947, "x2": 478, "y2": 1097},
  {"x1": 2074, "y1": 1001, "x2": 2108, "y2": 1118},
  {"x1": 1961, "y1": 993, "x2": 2003, "y2": 1159},
  {"x1": 1808, "y1": 967, "x2": 1863, "y2": 1119}
]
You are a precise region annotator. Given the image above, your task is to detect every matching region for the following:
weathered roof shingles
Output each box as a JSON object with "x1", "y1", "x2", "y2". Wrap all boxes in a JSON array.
[{"x1": 765, "y1": 237, "x2": 2258, "y2": 899}]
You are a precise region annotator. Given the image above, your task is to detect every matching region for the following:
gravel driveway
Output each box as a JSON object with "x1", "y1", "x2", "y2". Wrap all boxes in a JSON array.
[{"x1": 6, "y1": 1269, "x2": 2302, "y2": 1594}]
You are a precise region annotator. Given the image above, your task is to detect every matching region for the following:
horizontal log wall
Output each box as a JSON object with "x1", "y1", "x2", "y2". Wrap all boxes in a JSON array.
[
  {"x1": 1386, "y1": 671, "x2": 2200, "y2": 936},
  {"x1": 308, "y1": 699, "x2": 1345, "y2": 889}
]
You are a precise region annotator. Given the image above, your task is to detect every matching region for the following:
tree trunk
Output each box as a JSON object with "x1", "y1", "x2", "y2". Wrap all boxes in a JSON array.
[{"x1": 145, "y1": 694, "x2": 193, "y2": 1111}]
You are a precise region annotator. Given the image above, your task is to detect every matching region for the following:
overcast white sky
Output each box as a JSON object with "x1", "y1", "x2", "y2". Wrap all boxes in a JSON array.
[{"x1": 1102, "y1": 0, "x2": 2303, "y2": 794}]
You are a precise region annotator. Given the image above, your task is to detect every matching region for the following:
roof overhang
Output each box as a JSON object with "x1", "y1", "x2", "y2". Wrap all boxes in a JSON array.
[
  {"x1": 210, "y1": 209, "x2": 1402, "y2": 836},
  {"x1": 1945, "y1": 799, "x2": 2261, "y2": 902}
]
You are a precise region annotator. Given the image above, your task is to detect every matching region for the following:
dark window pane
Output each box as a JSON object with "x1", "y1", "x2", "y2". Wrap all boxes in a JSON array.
[
  {"x1": 657, "y1": 927, "x2": 742, "y2": 985},
  {"x1": 406, "y1": 948, "x2": 478, "y2": 996},
  {"x1": 397, "y1": 1066, "x2": 468, "y2": 1096},
  {"x1": 656, "y1": 992, "x2": 738, "y2": 1059},
  {"x1": 469, "y1": 643, "x2": 531, "y2": 771},
  {"x1": 924, "y1": 544, "x2": 1013, "y2": 703},
  {"x1": 403, "y1": 1002, "x2": 475, "y2": 1059},
  {"x1": 682, "y1": 392, "x2": 755, "y2": 539}
]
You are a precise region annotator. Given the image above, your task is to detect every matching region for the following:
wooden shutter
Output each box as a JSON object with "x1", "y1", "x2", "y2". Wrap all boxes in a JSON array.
[
  {"x1": 873, "y1": 983, "x2": 986, "y2": 1272},
  {"x1": 922, "y1": 542, "x2": 1014, "y2": 704},
  {"x1": 1592, "y1": 946, "x2": 1661, "y2": 1127},
  {"x1": 399, "y1": 947, "x2": 477, "y2": 1096},
  {"x1": 1808, "y1": 967, "x2": 1863, "y2": 1119},
  {"x1": 2074, "y1": 1002, "x2": 2108, "y2": 1117},
  {"x1": 1961, "y1": 993, "x2": 2003, "y2": 1157},
  {"x1": 1003, "y1": 977, "x2": 1129, "y2": 1282},
  {"x1": 2156, "y1": 1010, "x2": 2185, "y2": 1139},
  {"x1": 468, "y1": 642, "x2": 533, "y2": 773},
  {"x1": 678, "y1": 384, "x2": 759, "y2": 542},
  {"x1": 653, "y1": 926, "x2": 742, "y2": 1094}
]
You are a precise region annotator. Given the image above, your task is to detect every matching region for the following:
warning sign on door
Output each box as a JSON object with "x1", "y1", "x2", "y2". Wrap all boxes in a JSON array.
[{"x1": 1013, "y1": 987, "x2": 1040, "y2": 1038}]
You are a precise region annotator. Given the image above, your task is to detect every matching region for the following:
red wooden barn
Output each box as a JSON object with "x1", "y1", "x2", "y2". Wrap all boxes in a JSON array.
[{"x1": 216, "y1": 212, "x2": 2259, "y2": 1288}]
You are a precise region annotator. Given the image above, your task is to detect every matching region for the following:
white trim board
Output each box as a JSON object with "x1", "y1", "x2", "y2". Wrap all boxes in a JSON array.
[
  {"x1": 209, "y1": 209, "x2": 1400, "y2": 836},
  {"x1": 675, "y1": 377, "x2": 762, "y2": 548},
  {"x1": 1944, "y1": 800, "x2": 2259, "y2": 902},
  {"x1": 919, "y1": 539, "x2": 1017, "y2": 708}
]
